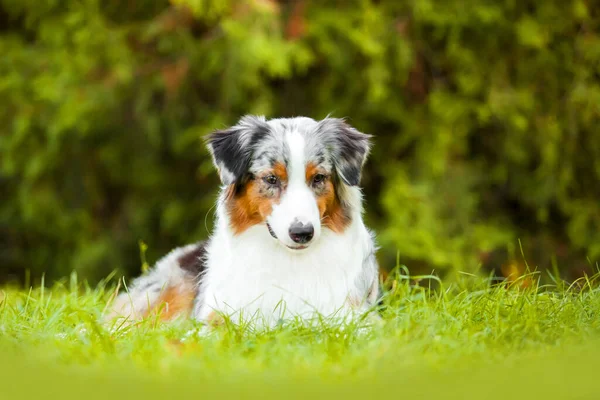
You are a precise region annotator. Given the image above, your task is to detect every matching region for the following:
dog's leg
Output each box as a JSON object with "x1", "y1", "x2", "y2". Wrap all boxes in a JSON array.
[{"x1": 104, "y1": 242, "x2": 207, "y2": 327}]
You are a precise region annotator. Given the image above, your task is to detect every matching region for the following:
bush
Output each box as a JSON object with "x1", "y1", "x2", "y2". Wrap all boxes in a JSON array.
[{"x1": 1, "y1": 0, "x2": 599, "y2": 283}]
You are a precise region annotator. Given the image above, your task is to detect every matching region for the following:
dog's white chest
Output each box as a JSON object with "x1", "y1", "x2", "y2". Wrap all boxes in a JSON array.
[{"x1": 197, "y1": 225, "x2": 368, "y2": 326}]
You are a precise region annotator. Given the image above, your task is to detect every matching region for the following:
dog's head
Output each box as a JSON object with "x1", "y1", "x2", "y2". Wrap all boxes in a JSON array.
[{"x1": 206, "y1": 115, "x2": 371, "y2": 251}]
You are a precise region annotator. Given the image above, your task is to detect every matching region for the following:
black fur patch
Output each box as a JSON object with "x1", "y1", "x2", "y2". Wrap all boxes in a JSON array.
[
  {"x1": 177, "y1": 241, "x2": 208, "y2": 278},
  {"x1": 330, "y1": 120, "x2": 371, "y2": 186},
  {"x1": 205, "y1": 117, "x2": 271, "y2": 185}
]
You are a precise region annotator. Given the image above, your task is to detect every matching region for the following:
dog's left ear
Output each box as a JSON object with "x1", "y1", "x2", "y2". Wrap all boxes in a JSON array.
[
  {"x1": 205, "y1": 115, "x2": 270, "y2": 185},
  {"x1": 320, "y1": 118, "x2": 371, "y2": 186}
]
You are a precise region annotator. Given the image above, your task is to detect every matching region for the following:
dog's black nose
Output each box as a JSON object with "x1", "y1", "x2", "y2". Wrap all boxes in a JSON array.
[{"x1": 288, "y1": 221, "x2": 314, "y2": 244}]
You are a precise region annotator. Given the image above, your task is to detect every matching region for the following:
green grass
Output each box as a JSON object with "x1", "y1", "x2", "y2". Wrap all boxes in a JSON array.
[{"x1": 2, "y1": 271, "x2": 600, "y2": 399}]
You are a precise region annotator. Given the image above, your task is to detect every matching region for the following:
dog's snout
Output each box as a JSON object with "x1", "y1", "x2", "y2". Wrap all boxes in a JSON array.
[{"x1": 288, "y1": 221, "x2": 314, "y2": 244}]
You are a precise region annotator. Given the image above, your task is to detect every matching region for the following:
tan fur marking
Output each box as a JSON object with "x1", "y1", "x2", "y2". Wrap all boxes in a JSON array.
[
  {"x1": 273, "y1": 162, "x2": 288, "y2": 181},
  {"x1": 228, "y1": 162, "x2": 287, "y2": 234},
  {"x1": 306, "y1": 163, "x2": 350, "y2": 233},
  {"x1": 228, "y1": 180, "x2": 272, "y2": 234},
  {"x1": 151, "y1": 283, "x2": 196, "y2": 321},
  {"x1": 305, "y1": 162, "x2": 319, "y2": 182},
  {"x1": 207, "y1": 311, "x2": 224, "y2": 327}
]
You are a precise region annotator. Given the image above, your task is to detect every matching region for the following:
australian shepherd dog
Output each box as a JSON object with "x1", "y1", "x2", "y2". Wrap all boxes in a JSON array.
[{"x1": 106, "y1": 116, "x2": 379, "y2": 329}]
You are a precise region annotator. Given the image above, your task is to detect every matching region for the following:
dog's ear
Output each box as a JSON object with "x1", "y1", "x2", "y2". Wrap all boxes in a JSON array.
[
  {"x1": 319, "y1": 118, "x2": 371, "y2": 186},
  {"x1": 205, "y1": 115, "x2": 270, "y2": 185}
]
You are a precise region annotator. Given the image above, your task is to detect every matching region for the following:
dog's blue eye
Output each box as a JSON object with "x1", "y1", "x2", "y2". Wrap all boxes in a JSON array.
[
  {"x1": 264, "y1": 175, "x2": 279, "y2": 185},
  {"x1": 312, "y1": 174, "x2": 326, "y2": 184}
]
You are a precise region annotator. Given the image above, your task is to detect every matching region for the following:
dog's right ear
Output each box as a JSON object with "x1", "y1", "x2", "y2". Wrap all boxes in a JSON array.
[{"x1": 205, "y1": 115, "x2": 270, "y2": 185}]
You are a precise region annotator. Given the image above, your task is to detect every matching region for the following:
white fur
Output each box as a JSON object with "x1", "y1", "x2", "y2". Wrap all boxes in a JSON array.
[
  {"x1": 267, "y1": 130, "x2": 322, "y2": 249},
  {"x1": 195, "y1": 185, "x2": 377, "y2": 328}
]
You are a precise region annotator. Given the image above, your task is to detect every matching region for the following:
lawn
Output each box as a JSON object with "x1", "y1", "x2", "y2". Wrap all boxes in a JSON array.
[{"x1": 1, "y1": 270, "x2": 600, "y2": 400}]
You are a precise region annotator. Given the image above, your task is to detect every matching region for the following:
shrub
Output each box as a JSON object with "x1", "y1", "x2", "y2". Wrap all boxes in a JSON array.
[{"x1": 1, "y1": 0, "x2": 598, "y2": 283}]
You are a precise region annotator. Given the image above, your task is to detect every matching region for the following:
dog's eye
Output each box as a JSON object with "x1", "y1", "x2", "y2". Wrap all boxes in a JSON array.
[
  {"x1": 312, "y1": 174, "x2": 326, "y2": 185},
  {"x1": 264, "y1": 175, "x2": 279, "y2": 185}
]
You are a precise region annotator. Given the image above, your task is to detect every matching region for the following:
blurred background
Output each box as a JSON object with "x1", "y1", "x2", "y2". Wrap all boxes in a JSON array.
[{"x1": 1, "y1": 0, "x2": 599, "y2": 285}]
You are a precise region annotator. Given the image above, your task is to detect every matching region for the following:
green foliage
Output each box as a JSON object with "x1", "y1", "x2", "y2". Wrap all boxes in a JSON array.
[{"x1": 1, "y1": 0, "x2": 599, "y2": 282}]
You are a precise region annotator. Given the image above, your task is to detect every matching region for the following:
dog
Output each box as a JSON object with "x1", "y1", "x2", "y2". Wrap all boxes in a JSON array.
[{"x1": 106, "y1": 116, "x2": 379, "y2": 328}]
